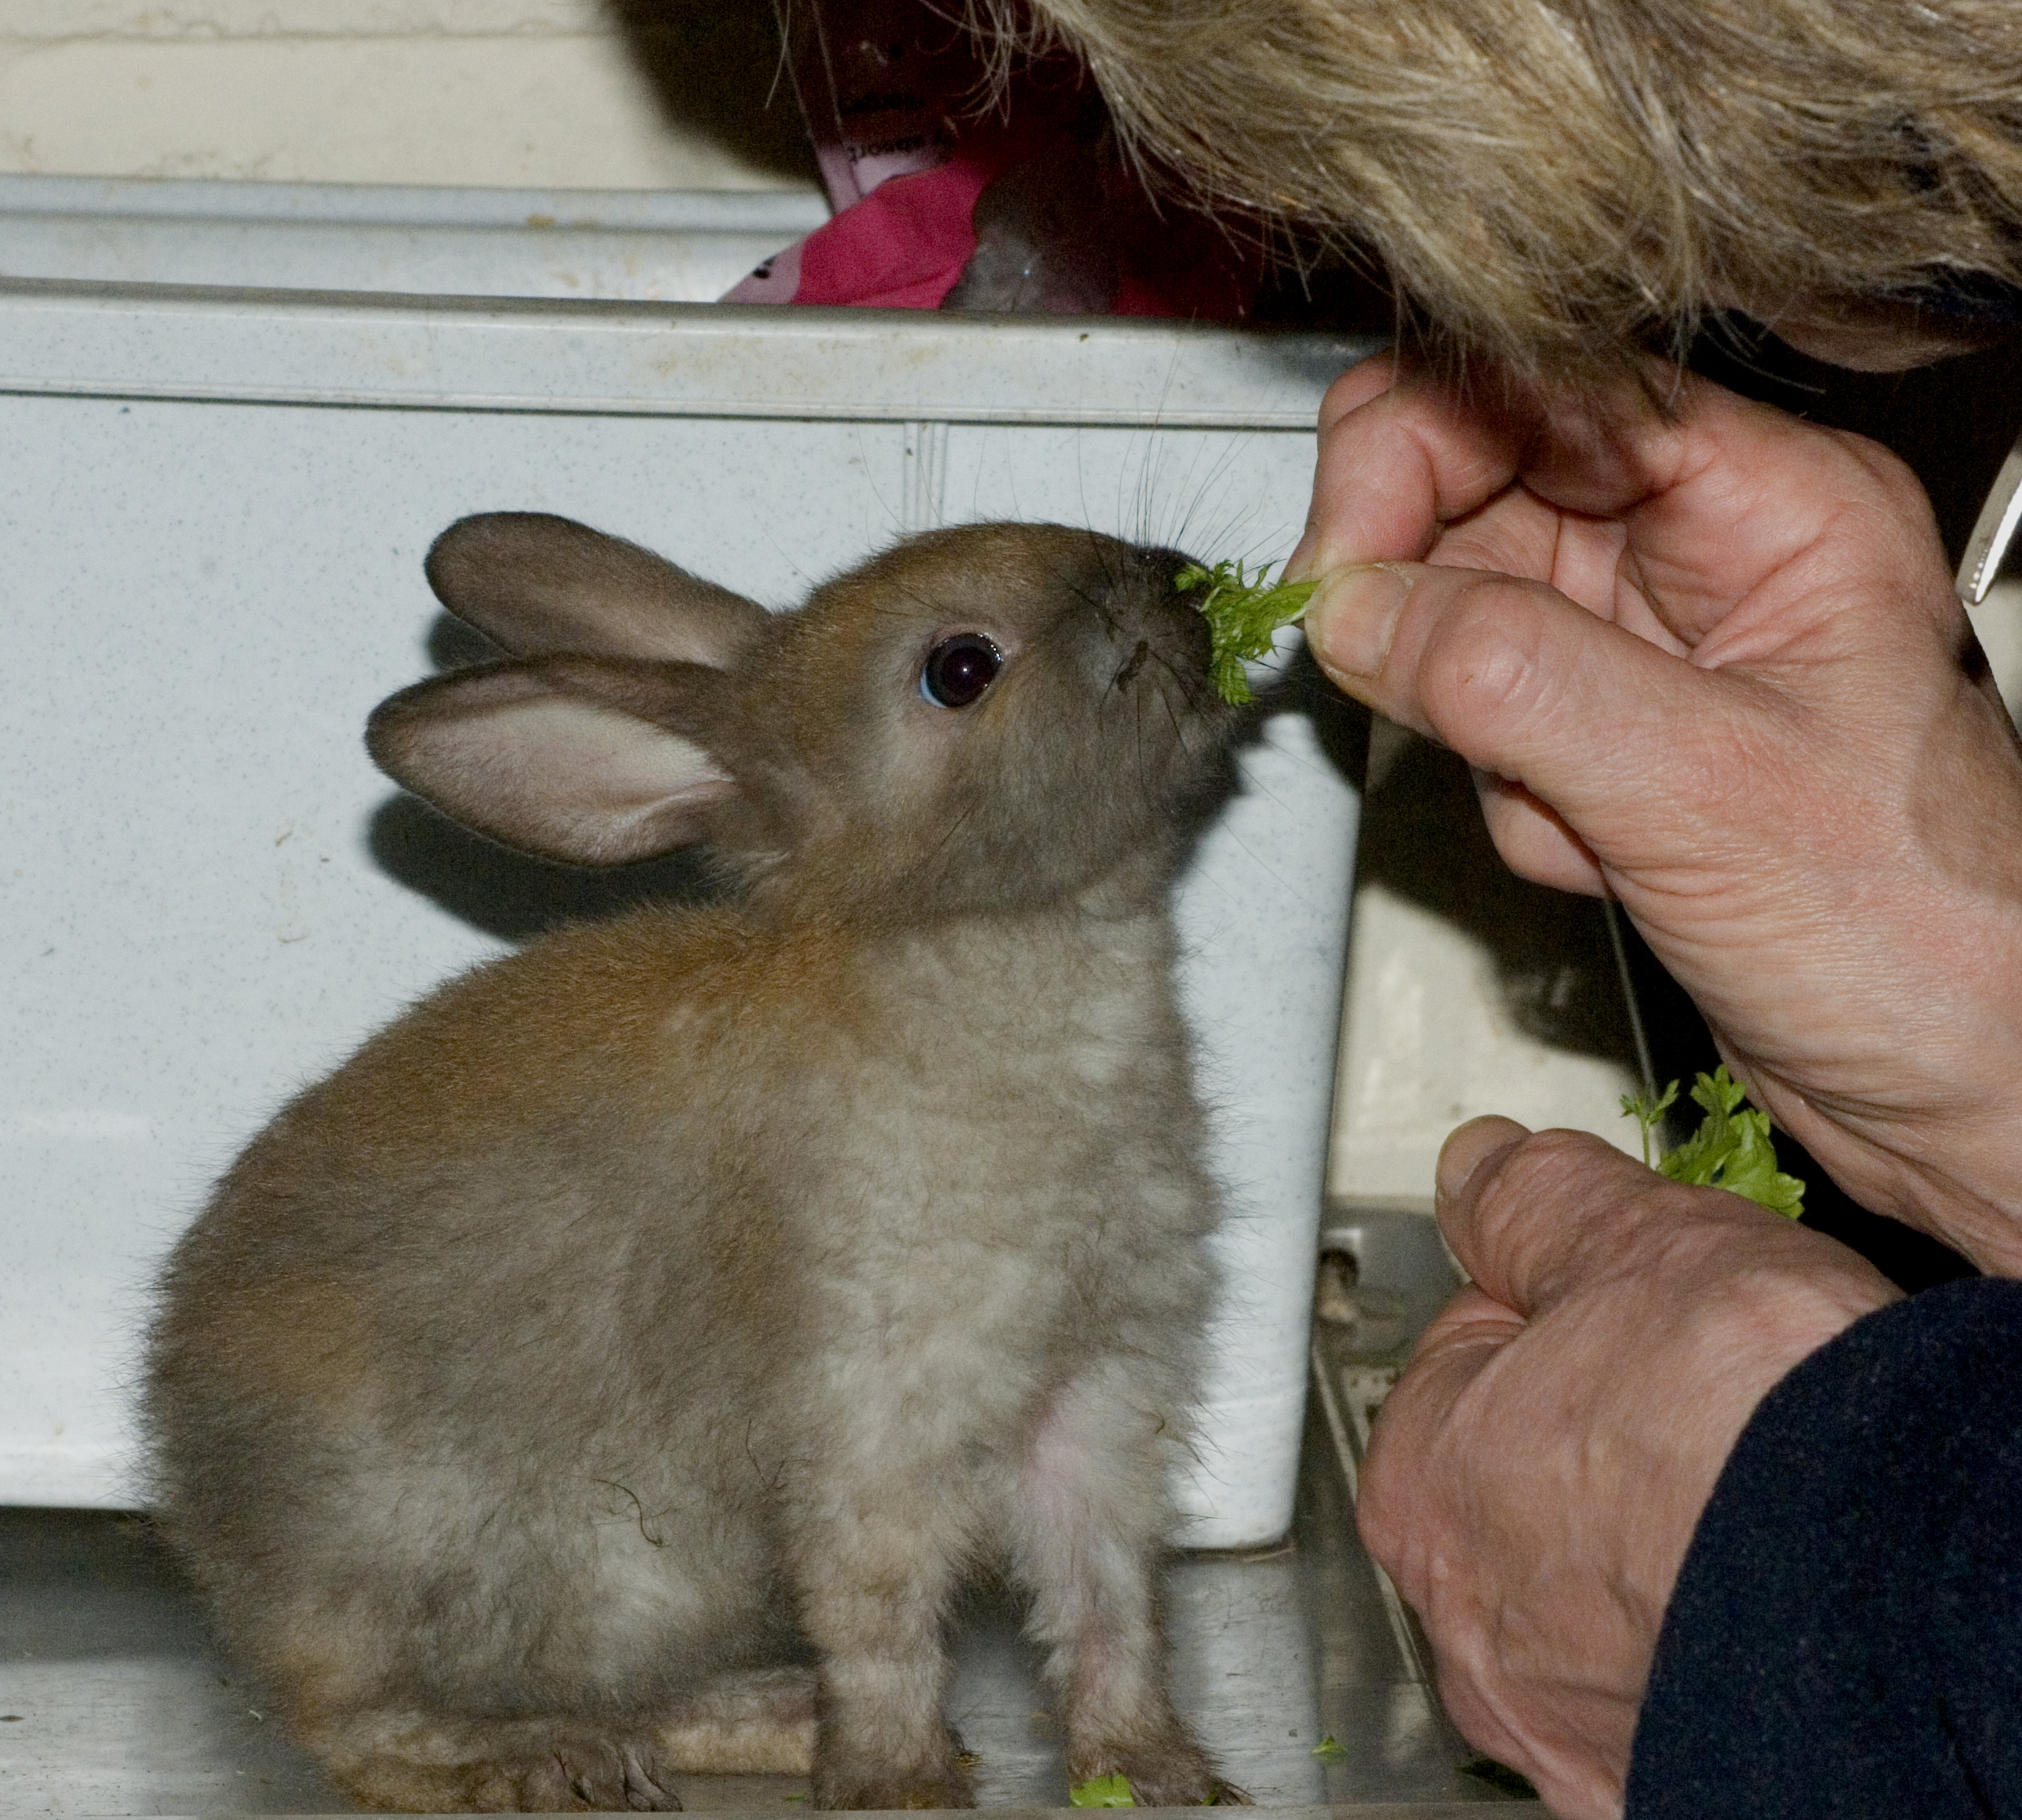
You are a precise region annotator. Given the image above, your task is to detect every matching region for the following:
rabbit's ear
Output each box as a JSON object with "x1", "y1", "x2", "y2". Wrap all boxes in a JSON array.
[
  {"x1": 367, "y1": 655, "x2": 745, "y2": 866},
  {"x1": 425, "y1": 513, "x2": 768, "y2": 668}
]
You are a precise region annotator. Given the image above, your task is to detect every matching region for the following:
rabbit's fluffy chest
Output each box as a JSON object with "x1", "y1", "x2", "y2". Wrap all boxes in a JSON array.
[
  {"x1": 721, "y1": 907, "x2": 1218, "y2": 1531},
  {"x1": 770, "y1": 906, "x2": 1211, "y2": 1257}
]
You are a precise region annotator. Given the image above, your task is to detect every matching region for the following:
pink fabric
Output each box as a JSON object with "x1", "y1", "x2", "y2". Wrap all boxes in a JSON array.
[
  {"x1": 722, "y1": 116, "x2": 1259, "y2": 322},
  {"x1": 793, "y1": 156, "x2": 998, "y2": 310}
]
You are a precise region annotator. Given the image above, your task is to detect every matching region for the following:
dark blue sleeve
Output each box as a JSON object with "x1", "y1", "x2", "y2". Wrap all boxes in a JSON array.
[{"x1": 1627, "y1": 1276, "x2": 2022, "y2": 1819}]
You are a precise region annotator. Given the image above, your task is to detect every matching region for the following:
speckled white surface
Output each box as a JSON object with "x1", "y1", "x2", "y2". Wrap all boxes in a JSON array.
[
  {"x1": 0, "y1": 286, "x2": 1359, "y2": 426},
  {"x1": 0, "y1": 286, "x2": 1371, "y2": 1549},
  {"x1": 0, "y1": 176, "x2": 830, "y2": 303}
]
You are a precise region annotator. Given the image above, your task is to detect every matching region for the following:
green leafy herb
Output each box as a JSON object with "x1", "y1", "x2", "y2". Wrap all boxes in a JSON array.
[
  {"x1": 1621, "y1": 1078, "x2": 1680, "y2": 1166},
  {"x1": 1069, "y1": 1774, "x2": 1138, "y2": 1807},
  {"x1": 1622, "y1": 1066, "x2": 1806, "y2": 1218},
  {"x1": 1311, "y1": 1735, "x2": 1349, "y2": 1762},
  {"x1": 1176, "y1": 559, "x2": 1317, "y2": 706}
]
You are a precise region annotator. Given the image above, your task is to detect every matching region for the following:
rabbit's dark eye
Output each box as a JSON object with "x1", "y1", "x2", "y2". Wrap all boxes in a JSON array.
[{"x1": 920, "y1": 634, "x2": 1002, "y2": 708}]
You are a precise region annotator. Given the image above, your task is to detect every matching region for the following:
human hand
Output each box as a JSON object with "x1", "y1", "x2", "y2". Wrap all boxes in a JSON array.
[
  {"x1": 1290, "y1": 357, "x2": 2022, "y2": 1270},
  {"x1": 1357, "y1": 1117, "x2": 1900, "y2": 1819}
]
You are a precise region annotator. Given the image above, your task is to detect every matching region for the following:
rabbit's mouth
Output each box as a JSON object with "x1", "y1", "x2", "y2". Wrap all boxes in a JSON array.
[
  {"x1": 1101, "y1": 612, "x2": 1226, "y2": 728},
  {"x1": 1111, "y1": 639, "x2": 1154, "y2": 690}
]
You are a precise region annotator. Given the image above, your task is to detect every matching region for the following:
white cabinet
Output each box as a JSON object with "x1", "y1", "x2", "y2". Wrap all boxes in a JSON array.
[{"x1": 0, "y1": 276, "x2": 1370, "y2": 1546}]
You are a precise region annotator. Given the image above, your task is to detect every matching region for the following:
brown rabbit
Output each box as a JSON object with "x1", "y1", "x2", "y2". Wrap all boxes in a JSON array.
[{"x1": 144, "y1": 513, "x2": 1252, "y2": 1812}]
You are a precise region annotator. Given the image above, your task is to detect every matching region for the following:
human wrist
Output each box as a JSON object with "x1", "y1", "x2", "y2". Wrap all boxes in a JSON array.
[
  {"x1": 1696, "y1": 803, "x2": 2022, "y2": 1274},
  {"x1": 1771, "y1": 1083, "x2": 2022, "y2": 1277},
  {"x1": 1853, "y1": 1139, "x2": 2022, "y2": 1278}
]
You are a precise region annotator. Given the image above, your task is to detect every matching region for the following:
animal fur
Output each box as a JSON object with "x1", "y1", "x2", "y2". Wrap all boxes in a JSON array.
[
  {"x1": 980, "y1": 0, "x2": 2022, "y2": 379},
  {"x1": 144, "y1": 517, "x2": 1248, "y2": 1812}
]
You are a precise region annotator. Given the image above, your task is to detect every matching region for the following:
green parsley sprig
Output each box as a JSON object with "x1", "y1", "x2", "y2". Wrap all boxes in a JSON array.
[
  {"x1": 1621, "y1": 1067, "x2": 1806, "y2": 1218},
  {"x1": 1068, "y1": 1773, "x2": 1226, "y2": 1807},
  {"x1": 1176, "y1": 559, "x2": 1317, "y2": 705}
]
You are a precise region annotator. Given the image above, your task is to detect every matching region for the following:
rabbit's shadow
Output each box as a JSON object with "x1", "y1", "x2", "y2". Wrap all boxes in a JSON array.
[{"x1": 367, "y1": 797, "x2": 722, "y2": 942}]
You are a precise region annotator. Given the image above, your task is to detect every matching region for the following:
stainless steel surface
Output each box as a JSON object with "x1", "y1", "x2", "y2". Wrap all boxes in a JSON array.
[
  {"x1": 1958, "y1": 425, "x2": 2022, "y2": 606},
  {"x1": 1310, "y1": 1207, "x2": 1467, "y2": 1698},
  {"x1": 1315, "y1": 1210, "x2": 1461, "y2": 1379},
  {"x1": 0, "y1": 1379, "x2": 1524, "y2": 1812}
]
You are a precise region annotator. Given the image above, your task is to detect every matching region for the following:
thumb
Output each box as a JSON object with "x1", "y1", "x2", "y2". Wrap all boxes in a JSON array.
[
  {"x1": 1433, "y1": 1119, "x2": 1744, "y2": 1323},
  {"x1": 1303, "y1": 561, "x2": 1753, "y2": 869}
]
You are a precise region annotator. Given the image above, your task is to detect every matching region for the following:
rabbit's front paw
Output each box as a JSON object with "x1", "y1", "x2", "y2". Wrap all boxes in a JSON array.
[
  {"x1": 1069, "y1": 1734, "x2": 1244, "y2": 1808},
  {"x1": 330, "y1": 1719, "x2": 683, "y2": 1812},
  {"x1": 812, "y1": 1753, "x2": 976, "y2": 1812}
]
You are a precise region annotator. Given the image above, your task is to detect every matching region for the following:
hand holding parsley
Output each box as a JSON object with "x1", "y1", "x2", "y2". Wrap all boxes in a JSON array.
[
  {"x1": 1290, "y1": 355, "x2": 2022, "y2": 1274},
  {"x1": 1356, "y1": 1115, "x2": 1899, "y2": 1820}
]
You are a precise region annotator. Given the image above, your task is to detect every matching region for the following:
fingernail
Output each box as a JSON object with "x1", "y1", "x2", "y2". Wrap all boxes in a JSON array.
[
  {"x1": 1435, "y1": 1116, "x2": 1530, "y2": 1207},
  {"x1": 1305, "y1": 563, "x2": 1414, "y2": 680}
]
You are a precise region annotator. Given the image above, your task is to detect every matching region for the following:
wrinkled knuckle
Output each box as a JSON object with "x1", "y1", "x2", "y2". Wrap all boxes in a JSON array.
[
  {"x1": 1472, "y1": 1127, "x2": 1610, "y2": 1215},
  {"x1": 1319, "y1": 357, "x2": 1397, "y2": 430},
  {"x1": 1415, "y1": 582, "x2": 1549, "y2": 747},
  {"x1": 1455, "y1": 1128, "x2": 1621, "y2": 1269},
  {"x1": 1827, "y1": 426, "x2": 1922, "y2": 505}
]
